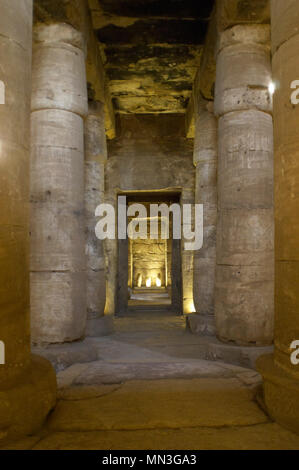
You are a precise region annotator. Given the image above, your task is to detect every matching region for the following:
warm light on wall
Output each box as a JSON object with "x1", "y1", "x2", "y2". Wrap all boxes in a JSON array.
[
  {"x1": 146, "y1": 277, "x2": 152, "y2": 288},
  {"x1": 268, "y1": 81, "x2": 275, "y2": 95},
  {"x1": 185, "y1": 300, "x2": 196, "y2": 314},
  {"x1": 137, "y1": 274, "x2": 142, "y2": 288}
]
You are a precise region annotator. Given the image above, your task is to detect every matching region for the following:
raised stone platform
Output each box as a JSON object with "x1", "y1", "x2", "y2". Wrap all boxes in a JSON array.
[
  {"x1": 33, "y1": 339, "x2": 100, "y2": 373},
  {"x1": 186, "y1": 314, "x2": 274, "y2": 369}
]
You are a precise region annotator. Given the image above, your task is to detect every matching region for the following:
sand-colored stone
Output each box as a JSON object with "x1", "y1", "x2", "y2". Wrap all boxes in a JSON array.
[
  {"x1": 217, "y1": 0, "x2": 270, "y2": 32},
  {"x1": 215, "y1": 25, "x2": 272, "y2": 117},
  {"x1": 32, "y1": 24, "x2": 87, "y2": 117},
  {"x1": 85, "y1": 102, "x2": 107, "y2": 323},
  {"x1": 257, "y1": 0, "x2": 299, "y2": 435},
  {"x1": 193, "y1": 99, "x2": 217, "y2": 319},
  {"x1": 106, "y1": 115, "x2": 194, "y2": 315},
  {"x1": 214, "y1": 23, "x2": 274, "y2": 346},
  {"x1": 48, "y1": 378, "x2": 267, "y2": 432},
  {"x1": 30, "y1": 23, "x2": 88, "y2": 344},
  {"x1": 30, "y1": 422, "x2": 299, "y2": 450},
  {"x1": 271, "y1": 0, "x2": 299, "y2": 53},
  {"x1": 0, "y1": 0, "x2": 56, "y2": 440}
]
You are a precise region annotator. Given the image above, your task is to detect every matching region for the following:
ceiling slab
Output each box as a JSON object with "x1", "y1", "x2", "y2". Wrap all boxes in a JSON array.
[{"x1": 92, "y1": 0, "x2": 215, "y2": 114}]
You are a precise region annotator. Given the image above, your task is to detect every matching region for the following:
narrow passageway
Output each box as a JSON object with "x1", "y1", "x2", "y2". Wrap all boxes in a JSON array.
[{"x1": 2, "y1": 314, "x2": 299, "y2": 450}]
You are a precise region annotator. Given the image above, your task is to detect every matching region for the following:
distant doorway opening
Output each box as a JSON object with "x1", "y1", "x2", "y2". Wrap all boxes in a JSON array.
[{"x1": 117, "y1": 192, "x2": 182, "y2": 315}]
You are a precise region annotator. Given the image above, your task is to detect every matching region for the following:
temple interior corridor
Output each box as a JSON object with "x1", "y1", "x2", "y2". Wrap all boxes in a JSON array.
[{"x1": 1, "y1": 0, "x2": 299, "y2": 451}]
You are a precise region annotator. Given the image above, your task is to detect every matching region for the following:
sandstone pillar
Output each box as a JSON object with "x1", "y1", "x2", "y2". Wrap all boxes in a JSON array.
[
  {"x1": 0, "y1": 0, "x2": 56, "y2": 439},
  {"x1": 214, "y1": 24, "x2": 274, "y2": 345},
  {"x1": 192, "y1": 98, "x2": 217, "y2": 334},
  {"x1": 84, "y1": 102, "x2": 112, "y2": 336},
  {"x1": 30, "y1": 24, "x2": 88, "y2": 344},
  {"x1": 257, "y1": 0, "x2": 299, "y2": 433}
]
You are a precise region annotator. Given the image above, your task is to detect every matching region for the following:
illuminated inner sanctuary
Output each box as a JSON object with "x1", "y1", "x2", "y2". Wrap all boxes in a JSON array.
[{"x1": 1, "y1": 0, "x2": 299, "y2": 451}]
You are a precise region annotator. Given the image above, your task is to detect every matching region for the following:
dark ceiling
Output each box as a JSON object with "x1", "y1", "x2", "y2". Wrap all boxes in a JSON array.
[{"x1": 92, "y1": 0, "x2": 215, "y2": 114}]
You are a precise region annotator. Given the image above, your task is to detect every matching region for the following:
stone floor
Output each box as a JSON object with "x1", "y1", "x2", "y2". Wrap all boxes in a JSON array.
[{"x1": 2, "y1": 313, "x2": 299, "y2": 450}]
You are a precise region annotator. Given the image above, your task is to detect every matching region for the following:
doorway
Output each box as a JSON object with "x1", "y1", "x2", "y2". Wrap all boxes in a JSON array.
[{"x1": 117, "y1": 192, "x2": 183, "y2": 315}]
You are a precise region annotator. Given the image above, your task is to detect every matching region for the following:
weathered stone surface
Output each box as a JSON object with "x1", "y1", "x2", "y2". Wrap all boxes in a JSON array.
[
  {"x1": 198, "y1": 6, "x2": 217, "y2": 101},
  {"x1": 31, "y1": 110, "x2": 85, "y2": 207},
  {"x1": 216, "y1": 0, "x2": 270, "y2": 32},
  {"x1": 257, "y1": 1, "x2": 299, "y2": 436},
  {"x1": 33, "y1": 340, "x2": 99, "y2": 373},
  {"x1": 215, "y1": 25, "x2": 272, "y2": 117},
  {"x1": 0, "y1": 0, "x2": 32, "y2": 384},
  {"x1": 193, "y1": 258, "x2": 216, "y2": 316},
  {"x1": 193, "y1": 103, "x2": 217, "y2": 165},
  {"x1": 214, "y1": 23, "x2": 274, "y2": 346},
  {"x1": 257, "y1": 354, "x2": 299, "y2": 435},
  {"x1": 30, "y1": 109, "x2": 86, "y2": 343},
  {"x1": 34, "y1": 0, "x2": 89, "y2": 35},
  {"x1": 216, "y1": 209, "x2": 274, "y2": 266},
  {"x1": 187, "y1": 314, "x2": 216, "y2": 336},
  {"x1": 0, "y1": 0, "x2": 56, "y2": 439},
  {"x1": 215, "y1": 265, "x2": 274, "y2": 346},
  {"x1": 85, "y1": 103, "x2": 107, "y2": 320},
  {"x1": 89, "y1": 0, "x2": 213, "y2": 114},
  {"x1": 218, "y1": 24, "x2": 270, "y2": 50},
  {"x1": 271, "y1": 0, "x2": 299, "y2": 53},
  {"x1": 34, "y1": 22, "x2": 85, "y2": 49},
  {"x1": 30, "y1": 23, "x2": 88, "y2": 344},
  {"x1": 30, "y1": 202, "x2": 85, "y2": 271},
  {"x1": 193, "y1": 100, "x2": 217, "y2": 316},
  {"x1": 86, "y1": 270, "x2": 106, "y2": 318},
  {"x1": 85, "y1": 103, "x2": 108, "y2": 163},
  {"x1": 218, "y1": 110, "x2": 273, "y2": 208},
  {"x1": 31, "y1": 422, "x2": 299, "y2": 450},
  {"x1": 47, "y1": 377, "x2": 267, "y2": 432},
  {"x1": 58, "y1": 384, "x2": 120, "y2": 401},
  {"x1": 0, "y1": 355, "x2": 56, "y2": 440},
  {"x1": 31, "y1": 272, "x2": 86, "y2": 345},
  {"x1": 106, "y1": 115, "x2": 194, "y2": 315},
  {"x1": 86, "y1": 316, "x2": 115, "y2": 337},
  {"x1": 32, "y1": 26, "x2": 87, "y2": 117}
]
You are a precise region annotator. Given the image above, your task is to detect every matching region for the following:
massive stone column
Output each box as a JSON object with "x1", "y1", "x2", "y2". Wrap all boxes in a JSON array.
[
  {"x1": 214, "y1": 24, "x2": 274, "y2": 345},
  {"x1": 192, "y1": 98, "x2": 217, "y2": 334},
  {"x1": 0, "y1": 0, "x2": 56, "y2": 439},
  {"x1": 257, "y1": 0, "x2": 299, "y2": 433},
  {"x1": 84, "y1": 101, "x2": 113, "y2": 335},
  {"x1": 30, "y1": 24, "x2": 88, "y2": 344}
]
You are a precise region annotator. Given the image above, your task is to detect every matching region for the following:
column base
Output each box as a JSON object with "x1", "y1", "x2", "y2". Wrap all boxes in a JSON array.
[
  {"x1": 186, "y1": 313, "x2": 216, "y2": 336},
  {"x1": 257, "y1": 354, "x2": 299, "y2": 434},
  {"x1": 86, "y1": 316, "x2": 115, "y2": 337},
  {"x1": 0, "y1": 354, "x2": 56, "y2": 440},
  {"x1": 186, "y1": 315, "x2": 273, "y2": 369}
]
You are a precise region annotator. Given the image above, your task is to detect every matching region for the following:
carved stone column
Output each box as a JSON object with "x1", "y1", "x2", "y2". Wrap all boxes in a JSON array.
[
  {"x1": 214, "y1": 24, "x2": 274, "y2": 345},
  {"x1": 257, "y1": 0, "x2": 299, "y2": 434},
  {"x1": 30, "y1": 24, "x2": 88, "y2": 344},
  {"x1": 0, "y1": 0, "x2": 56, "y2": 439},
  {"x1": 84, "y1": 101, "x2": 113, "y2": 336},
  {"x1": 192, "y1": 98, "x2": 217, "y2": 335}
]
